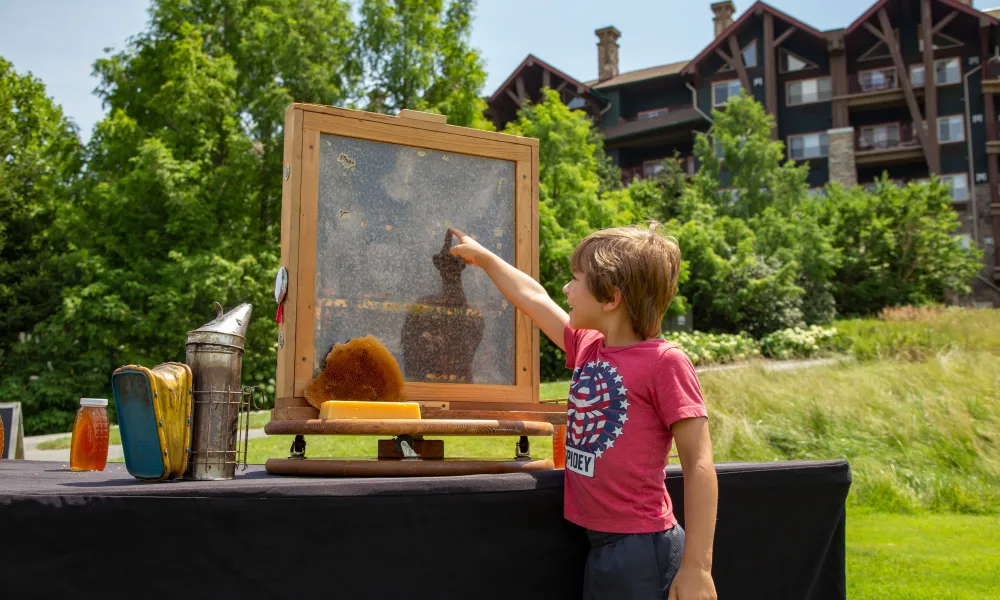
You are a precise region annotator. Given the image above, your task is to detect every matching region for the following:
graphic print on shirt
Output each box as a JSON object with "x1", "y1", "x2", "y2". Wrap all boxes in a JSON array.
[{"x1": 565, "y1": 360, "x2": 630, "y2": 478}]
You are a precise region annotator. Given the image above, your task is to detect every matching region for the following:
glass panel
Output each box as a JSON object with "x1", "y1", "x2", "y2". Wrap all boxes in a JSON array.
[
  {"x1": 939, "y1": 116, "x2": 964, "y2": 142},
  {"x1": 742, "y1": 42, "x2": 757, "y2": 67},
  {"x1": 935, "y1": 59, "x2": 960, "y2": 84},
  {"x1": 911, "y1": 66, "x2": 925, "y2": 87},
  {"x1": 785, "y1": 52, "x2": 809, "y2": 72},
  {"x1": 313, "y1": 133, "x2": 517, "y2": 385}
]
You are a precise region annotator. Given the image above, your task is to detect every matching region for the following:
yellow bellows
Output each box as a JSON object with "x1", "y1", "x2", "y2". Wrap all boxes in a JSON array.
[{"x1": 319, "y1": 401, "x2": 421, "y2": 420}]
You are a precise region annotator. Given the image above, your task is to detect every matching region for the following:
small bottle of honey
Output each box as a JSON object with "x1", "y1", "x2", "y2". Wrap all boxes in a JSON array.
[
  {"x1": 70, "y1": 398, "x2": 110, "y2": 472},
  {"x1": 553, "y1": 424, "x2": 567, "y2": 469}
]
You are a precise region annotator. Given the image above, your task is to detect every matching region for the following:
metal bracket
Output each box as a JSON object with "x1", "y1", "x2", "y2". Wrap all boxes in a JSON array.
[
  {"x1": 515, "y1": 436, "x2": 531, "y2": 460},
  {"x1": 394, "y1": 434, "x2": 421, "y2": 460},
  {"x1": 290, "y1": 434, "x2": 306, "y2": 459}
]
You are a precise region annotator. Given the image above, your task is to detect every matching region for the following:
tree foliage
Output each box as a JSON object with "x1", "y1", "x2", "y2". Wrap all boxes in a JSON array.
[
  {"x1": 821, "y1": 176, "x2": 982, "y2": 316},
  {"x1": 358, "y1": 0, "x2": 494, "y2": 129},
  {"x1": 0, "y1": 59, "x2": 83, "y2": 359},
  {"x1": 0, "y1": 0, "x2": 493, "y2": 434}
]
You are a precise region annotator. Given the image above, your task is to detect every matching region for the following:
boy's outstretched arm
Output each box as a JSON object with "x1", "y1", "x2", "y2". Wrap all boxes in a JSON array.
[
  {"x1": 449, "y1": 228, "x2": 569, "y2": 351},
  {"x1": 669, "y1": 416, "x2": 718, "y2": 600}
]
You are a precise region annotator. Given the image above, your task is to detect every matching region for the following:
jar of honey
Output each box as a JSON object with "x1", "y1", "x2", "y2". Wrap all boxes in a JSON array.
[
  {"x1": 70, "y1": 398, "x2": 110, "y2": 471},
  {"x1": 552, "y1": 424, "x2": 567, "y2": 469}
]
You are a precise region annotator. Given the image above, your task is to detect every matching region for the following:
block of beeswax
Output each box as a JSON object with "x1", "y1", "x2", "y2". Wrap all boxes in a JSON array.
[{"x1": 319, "y1": 401, "x2": 421, "y2": 420}]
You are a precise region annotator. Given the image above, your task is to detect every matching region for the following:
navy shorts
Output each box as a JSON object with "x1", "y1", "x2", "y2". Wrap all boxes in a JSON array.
[{"x1": 583, "y1": 525, "x2": 685, "y2": 600}]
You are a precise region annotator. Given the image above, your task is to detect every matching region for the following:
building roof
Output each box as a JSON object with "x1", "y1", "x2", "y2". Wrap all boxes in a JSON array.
[
  {"x1": 487, "y1": 54, "x2": 606, "y2": 105},
  {"x1": 682, "y1": 1, "x2": 827, "y2": 75},
  {"x1": 846, "y1": 0, "x2": 996, "y2": 34},
  {"x1": 985, "y1": 7, "x2": 1000, "y2": 19},
  {"x1": 583, "y1": 60, "x2": 690, "y2": 89}
]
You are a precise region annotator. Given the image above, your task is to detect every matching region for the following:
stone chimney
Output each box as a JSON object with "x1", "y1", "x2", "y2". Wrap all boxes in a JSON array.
[
  {"x1": 596, "y1": 26, "x2": 621, "y2": 83},
  {"x1": 712, "y1": 1, "x2": 736, "y2": 38}
]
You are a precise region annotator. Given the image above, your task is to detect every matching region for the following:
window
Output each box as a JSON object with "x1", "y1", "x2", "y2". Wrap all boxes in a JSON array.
[
  {"x1": 911, "y1": 58, "x2": 961, "y2": 87},
  {"x1": 858, "y1": 67, "x2": 897, "y2": 92},
  {"x1": 859, "y1": 29, "x2": 898, "y2": 62},
  {"x1": 938, "y1": 115, "x2": 965, "y2": 143},
  {"x1": 643, "y1": 160, "x2": 665, "y2": 178},
  {"x1": 940, "y1": 173, "x2": 969, "y2": 202},
  {"x1": 918, "y1": 31, "x2": 962, "y2": 52},
  {"x1": 719, "y1": 41, "x2": 757, "y2": 72},
  {"x1": 788, "y1": 132, "x2": 829, "y2": 160},
  {"x1": 955, "y1": 233, "x2": 973, "y2": 249},
  {"x1": 935, "y1": 58, "x2": 961, "y2": 85},
  {"x1": 786, "y1": 77, "x2": 832, "y2": 105},
  {"x1": 742, "y1": 41, "x2": 758, "y2": 68},
  {"x1": 780, "y1": 49, "x2": 817, "y2": 73},
  {"x1": 859, "y1": 123, "x2": 901, "y2": 150},
  {"x1": 713, "y1": 80, "x2": 742, "y2": 106},
  {"x1": 636, "y1": 108, "x2": 668, "y2": 120}
]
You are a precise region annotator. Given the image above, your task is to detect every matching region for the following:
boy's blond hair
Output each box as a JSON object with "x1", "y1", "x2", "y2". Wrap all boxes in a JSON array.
[{"x1": 570, "y1": 222, "x2": 682, "y2": 339}]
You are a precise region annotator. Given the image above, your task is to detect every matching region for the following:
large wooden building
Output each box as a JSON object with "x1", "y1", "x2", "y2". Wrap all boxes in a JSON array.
[{"x1": 486, "y1": 0, "x2": 1000, "y2": 306}]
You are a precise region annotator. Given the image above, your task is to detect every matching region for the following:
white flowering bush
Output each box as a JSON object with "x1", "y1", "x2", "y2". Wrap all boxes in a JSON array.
[
  {"x1": 759, "y1": 325, "x2": 845, "y2": 360},
  {"x1": 662, "y1": 325, "x2": 848, "y2": 366},
  {"x1": 662, "y1": 331, "x2": 761, "y2": 366}
]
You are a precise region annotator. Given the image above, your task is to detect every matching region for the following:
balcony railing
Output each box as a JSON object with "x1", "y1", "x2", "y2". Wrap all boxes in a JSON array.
[
  {"x1": 855, "y1": 122, "x2": 920, "y2": 152},
  {"x1": 620, "y1": 155, "x2": 697, "y2": 183},
  {"x1": 619, "y1": 105, "x2": 694, "y2": 124},
  {"x1": 849, "y1": 68, "x2": 899, "y2": 94}
]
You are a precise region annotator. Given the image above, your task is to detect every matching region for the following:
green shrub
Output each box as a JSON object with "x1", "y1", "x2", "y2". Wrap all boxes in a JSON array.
[
  {"x1": 662, "y1": 330, "x2": 761, "y2": 366},
  {"x1": 759, "y1": 325, "x2": 848, "y2": 360}
]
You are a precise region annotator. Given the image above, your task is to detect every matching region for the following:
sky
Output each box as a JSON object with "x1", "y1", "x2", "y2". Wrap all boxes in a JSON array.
[{"x1": 1, "y1": 0, "x2": 997, "y2": 141}]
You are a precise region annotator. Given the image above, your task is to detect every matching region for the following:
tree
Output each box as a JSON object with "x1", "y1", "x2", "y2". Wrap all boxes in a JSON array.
[
  {"x1": 503, "y1": 89, "x2": 641, "y2": 379},
  {"x1": 503, "y1": 89, "x2": 640, "y2": 301},
  {"x1": 644, "y1": 92, "x2": 837, "y2": 333},
  {"x1": 822, "y1": 176, "x2": 982, "y2": 315},
  {"x1": 0, "y1": 58, "x2": 83, "y2": 357},
  {"x1": 358, "y1": 0, "x2": 494, "y2": 129},
  {"x1": 2, "y1": 0, "x2": 499, "y2": 433},
  {"x1": 691, "y1": 91, "x2": 811, "y2": 220}
]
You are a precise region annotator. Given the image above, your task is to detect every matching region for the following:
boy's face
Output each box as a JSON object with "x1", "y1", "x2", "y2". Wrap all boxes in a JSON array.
[{"x1": 563, "y1": 271, "x2": 605, "y2": 331}]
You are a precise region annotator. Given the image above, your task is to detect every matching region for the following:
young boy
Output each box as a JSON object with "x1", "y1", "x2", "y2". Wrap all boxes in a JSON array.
[{"x1": 449, "y1": 224, "x2": 718, "y2": 600}]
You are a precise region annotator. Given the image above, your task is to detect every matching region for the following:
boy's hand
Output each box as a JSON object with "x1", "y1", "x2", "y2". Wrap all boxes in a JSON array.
[
  {"x1": 448, "y1": 228, "x2": 493, "y2": 267},
  {"x1": 667, "y1": 565, "x2": 716, "y2": 600}
]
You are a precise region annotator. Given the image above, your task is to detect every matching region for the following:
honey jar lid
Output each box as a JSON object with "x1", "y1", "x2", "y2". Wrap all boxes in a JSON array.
[{"x1": 80, "y1": 398, "x2": 108, "y2": 407}]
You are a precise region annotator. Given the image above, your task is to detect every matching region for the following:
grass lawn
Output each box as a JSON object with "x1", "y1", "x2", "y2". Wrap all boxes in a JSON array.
[
  {"x1": 848, "y1": 511, "x2": 1000, "y2": 599},
  {"x1": 37, "y1": 411, "x2": 272, "y2": 450}
]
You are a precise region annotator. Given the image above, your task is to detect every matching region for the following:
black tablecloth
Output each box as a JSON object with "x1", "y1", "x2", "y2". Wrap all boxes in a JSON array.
[{"x1": 1, "y1": 459, "x2": 850, "y2": 599}]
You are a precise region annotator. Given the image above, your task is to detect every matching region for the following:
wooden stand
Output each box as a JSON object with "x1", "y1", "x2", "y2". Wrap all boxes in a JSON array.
[{"x1": 262, "y1": 417, "x2": 559, "y2": 477}]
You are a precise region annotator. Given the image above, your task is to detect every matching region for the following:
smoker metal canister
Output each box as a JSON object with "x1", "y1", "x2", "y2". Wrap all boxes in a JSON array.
[{"x1": 184, "y1": 302, "x2": 252, "y2": 480}]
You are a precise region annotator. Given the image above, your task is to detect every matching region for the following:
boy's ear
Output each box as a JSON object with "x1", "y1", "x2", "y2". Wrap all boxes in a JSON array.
[{"x1": 603, "y1": 287, "x2": 623, "y2": 312}]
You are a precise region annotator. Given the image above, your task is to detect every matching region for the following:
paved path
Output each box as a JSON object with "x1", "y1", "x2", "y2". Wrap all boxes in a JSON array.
[{"x1": 24, "y1": 357, "x2": 845, "y2": 462}]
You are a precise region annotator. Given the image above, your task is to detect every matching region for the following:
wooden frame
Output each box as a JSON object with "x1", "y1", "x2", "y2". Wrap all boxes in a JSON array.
[
  {"x1": 858, "y1": 28, "x2": 899, "y2": 62},
  {"x1": 274, "y1": 103, "x2": 543, "y2": 420},
  {"x1": 0, "y1": 402, "x2": 24, "y2": 460},
  {"x1": 785, "y1": 76, "x2": 833, "y2": 106},
  {"x1": 719, "y1": 39, "x2": 759, "y2": 71}
]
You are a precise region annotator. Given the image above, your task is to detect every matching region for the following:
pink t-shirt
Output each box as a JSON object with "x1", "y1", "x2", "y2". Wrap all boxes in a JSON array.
[{"x1": 563, "y1": 325, "x2": 708, "y2": 534}]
